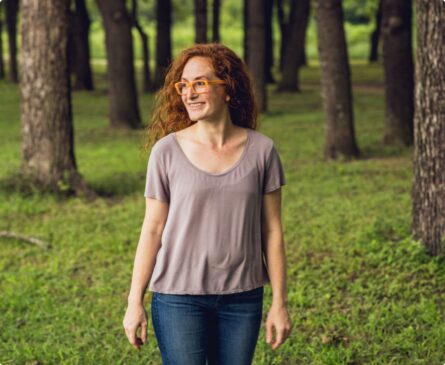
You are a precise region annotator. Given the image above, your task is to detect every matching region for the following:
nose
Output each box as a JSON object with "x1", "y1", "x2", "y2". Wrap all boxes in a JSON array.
[{"x1": 185, "y1": 85, "x2": 197, "y2": 99}]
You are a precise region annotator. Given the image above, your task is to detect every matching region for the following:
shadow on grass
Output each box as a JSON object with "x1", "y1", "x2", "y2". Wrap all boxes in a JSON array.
[
  {"x1": 0, "y1": 169, "x2": 145, "y2": 201},
  {"x1": 358, "y1": 144, "x2": 413, "y2": 160},
  {"x1": 88, "y1": 171, "x2": 146, "y2": 199}
]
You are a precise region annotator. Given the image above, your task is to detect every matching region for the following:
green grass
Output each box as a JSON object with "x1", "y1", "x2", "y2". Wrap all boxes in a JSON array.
[{"x1": 1, "y1": 62, "x2": 444, "y2": 365}]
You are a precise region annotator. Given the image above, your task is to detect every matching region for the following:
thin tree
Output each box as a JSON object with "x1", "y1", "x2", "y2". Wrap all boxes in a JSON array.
[
  {"x1": 0, "y1": 2, "x2": 5, "y2": 80},
  {"x1": 369, "y1": 0, "x2": 383, "y2": 62},
  {"x1": 130, "y1": 0, "x2": 151, "y2": 93},
  {"x1": 5, "y1": 0, "x2": 19, "y2": 83},
  {"x1": 96, "y1": 0, "x2": 141, "y2": 128},
  {"x1": 313, "y1": 0, "x2": 360, "y2": 160},
  {"x1": 212, "y1": 0, "x2": 220, "y2": 42},
  {"x1": 69, "y1": 0, "x2": 94, "y2": 90},
  {"x1": 382, "y1": 0, "x2": 413, "y2": 145},
  {"x1": 153, "y1": 0, "x2": 172, "y2": 89},
  {"x1": 264, "y1": 0, "x2": 274, "y2": 83},
  {"x1": 247, "y1": 0, "x2": 267, "y2": 112},
  {"x1": 277, "y1": 0, "x2": 310, "y2": 91},
  {"x1": 20, "y1": 0, "x2": 90, "y2": 196},
  {"x1": 277, "y1": 0, "x2": 309, "y2": 72},
  {"x1": 243, "y1": 0, "x2": 248, "y2": 62},
  {"x1": 276, "y1": 0, "x2": 286, "y2": 71},
  {"x1": 412, "y1": 0, "x2": 445, "y2": 256},
  {"x1": 194, "y1": 0, "x2": 207, "y2": 43}
]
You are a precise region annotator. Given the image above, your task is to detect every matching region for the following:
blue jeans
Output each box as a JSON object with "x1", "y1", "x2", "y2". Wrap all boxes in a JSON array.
[{"x1": 151, "y1": 286, "x2": 264, "y2": 365}]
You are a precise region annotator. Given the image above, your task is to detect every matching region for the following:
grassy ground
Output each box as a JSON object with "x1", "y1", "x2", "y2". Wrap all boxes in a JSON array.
[{"x1": 1, "y1": 61, "x2": 445, "y2": 365}]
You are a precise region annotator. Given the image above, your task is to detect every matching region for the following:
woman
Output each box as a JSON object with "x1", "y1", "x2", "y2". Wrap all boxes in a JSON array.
[{"x1": 123, "y1": 43, "x2": 292, "y2": 365}]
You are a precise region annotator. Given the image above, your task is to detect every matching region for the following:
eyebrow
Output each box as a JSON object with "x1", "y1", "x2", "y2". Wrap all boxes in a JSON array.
[{"x1": 181, "y1": 75, "x2": 211, "y2": 81}]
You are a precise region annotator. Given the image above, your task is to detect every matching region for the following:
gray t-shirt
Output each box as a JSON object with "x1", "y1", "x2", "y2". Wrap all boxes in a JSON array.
[{"x1": 144, "y1": 128, "x2": 286, "y2": 294}]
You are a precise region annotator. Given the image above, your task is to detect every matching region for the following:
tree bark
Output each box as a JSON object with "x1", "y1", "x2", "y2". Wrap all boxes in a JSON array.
[
  {"x1": 247, "y1": 0, "x2": 267, "y2": 112},
  {"x1": 194, "y1": 0, "x2": 207, "y2": 44},
  {"x1": 313, "y1": 0, "x2": 360, "y2": 160},
  {"x1": 278, "y1": 0, "x2": 310, "y2": 73},
  {"x1": 20, "y1": 0, "x2": 90, "y2": 196},
  {"x1": 277, "y1": 0, "x2": 286, "y2": 72},
  {"x1": 382, "y1": 0, "x2": 414, "y2": 146},
  {"x1": 5, "y1": 0, "x2": 19, "y2": 83},
  {"x1": 243, "y1": 0, "x2": 248, "y2": 63},
  {"x1": 412, "y1": 0, "x2": 445, "y2": 256},
  {"x1": 277, "y1": 0, "x2": 310, "y2": 91},
  {"x1": 0, "y1": 3, "x2": 5, "y2": 79},
  {"x1": 69, "y1": 0, "x2": 94, "y2": 90},
  {"x1": 96, "y1": 0, "x2": 141, "y2": 128},
  {"x1": 153, "y1": 0, "x2": 172, "y2": 89},
  {"x1": 264, "y1": 0, "x2": 274, "y2": 83},
  {"x1": 212, "y1": 0, "x2": 220, "y2": 43},
  {"x1": 130, "y1": 0, "x2": 151, "y2": 93},
  {"x1": 369, "y1": 0, "x2": 383, "y2": 62}
]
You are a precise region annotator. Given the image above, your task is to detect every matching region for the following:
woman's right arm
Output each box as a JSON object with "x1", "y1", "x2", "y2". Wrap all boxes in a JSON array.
[{"x1": 123, "y1": 197, "x2": 169, "y2": 350}]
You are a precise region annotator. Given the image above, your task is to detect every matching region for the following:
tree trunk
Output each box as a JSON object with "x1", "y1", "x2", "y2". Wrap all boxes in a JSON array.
[
  {"x1": 130, "y1": 0, "x2": 151, "y2": 93},
  {"x1": 0, "y1": 3, "x2": 5, "y2": 80},
  {"x1": 278, "y1": 0, "x2": 310, "y2": 73},
  {"x1": 212, "y1": 0, "x2": 220, "y2": 43},
  {"x1": 154, "y1": 0, "x2": 172, "y2": 89},
  {"x1": 277, "y1": 0, "x2": 310, "y2": 92},
  {"x1": 382, "y1": 0, "x2": 414, "y2": 146},
  {"x1": 412, "y1": 0, "x2": 445, "y2": 256},
  {"x1": 313, "y1": 0, "x2": 360, "y2": 160},
  {"x1": 243, "y1": 0, "x2": 248, "y2": 62},
  {"x1": 20, "y1": 0, "x2": 90, "y2": 196},
  {"x1": 194, "y1": 0, "x2": 207, "y2": 44},
  {"x1": 5, "y1": 0, "x2": 19, "y2": 83},
  {"x1": 96, "y1": 0, "x2": 141, "y2": 128},
  {"x1": 298, "y1": 4, "x2": 310, "y2": 68},
  {"x1": 69, "y1": 0, "x2": 94, "y2": 90},
  {"x1": 277, "y1": 0, "x2": 286, "y2": 72},
  {"x1": 247, "y1": 0, "x2": 267, "y2": 112},
  {"x1": 264, "y1": 0, "x2": 274, "y2": 83},
  {"x1": 369, "y1": 0, "x2": 383, "y2": 62}
]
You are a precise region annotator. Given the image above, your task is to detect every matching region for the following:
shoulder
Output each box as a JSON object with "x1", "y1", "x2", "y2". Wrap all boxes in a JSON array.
[
  {"x1": 150, "y1": 133, "x2": 176, "y2": 156},
  {"x1": 249, "y1": 129, "x2": 275, "y2": 155}
]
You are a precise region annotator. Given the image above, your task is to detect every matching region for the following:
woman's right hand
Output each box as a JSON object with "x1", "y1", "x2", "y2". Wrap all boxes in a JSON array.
[{"x1": 123, "y1": 302, "x2": 148, "y2": 350}]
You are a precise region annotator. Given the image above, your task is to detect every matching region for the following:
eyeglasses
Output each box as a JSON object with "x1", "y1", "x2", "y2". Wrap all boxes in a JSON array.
[{"x1": 174, "y1": 79, "x2": 226, "y2": 95}]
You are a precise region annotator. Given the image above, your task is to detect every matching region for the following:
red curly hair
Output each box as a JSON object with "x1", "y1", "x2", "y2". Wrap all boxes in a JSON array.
[{"x1": 144, "y1": 43, "x2": 258, "y2": 151}]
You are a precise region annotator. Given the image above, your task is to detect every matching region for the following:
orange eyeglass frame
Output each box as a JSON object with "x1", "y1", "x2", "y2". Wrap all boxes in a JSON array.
[{"x1": 174, "y1": 79, "x2": 226, "y2": 95}]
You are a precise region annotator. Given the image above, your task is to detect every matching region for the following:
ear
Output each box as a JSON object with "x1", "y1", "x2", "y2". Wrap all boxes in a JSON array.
[{"x1": 225, "y1": 95, "x2": 231, "y2": 102}]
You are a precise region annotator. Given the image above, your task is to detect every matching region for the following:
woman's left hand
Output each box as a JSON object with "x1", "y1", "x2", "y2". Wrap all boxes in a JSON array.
[{"x1": 265, "y1": 303, "x2": 293, "y2": 350}]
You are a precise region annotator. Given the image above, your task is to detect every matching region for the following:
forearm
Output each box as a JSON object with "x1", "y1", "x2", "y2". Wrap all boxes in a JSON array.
[
  {"x1": 127, "y1": 218, "x2": 162, "y2": 304},
  {"x1": 263, "y1": 231, "x2": 288, "y2": 307}
]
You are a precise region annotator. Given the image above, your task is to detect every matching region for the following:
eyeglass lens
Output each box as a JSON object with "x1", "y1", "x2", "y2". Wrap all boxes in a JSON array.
[{"x1": 178, "y1": 81, "x2": 207, "y2": 94}]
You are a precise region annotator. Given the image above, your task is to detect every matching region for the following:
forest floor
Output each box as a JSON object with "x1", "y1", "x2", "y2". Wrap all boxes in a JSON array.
[{"x1": 0, "y1": 63, "x2": 444, "y2": 365}]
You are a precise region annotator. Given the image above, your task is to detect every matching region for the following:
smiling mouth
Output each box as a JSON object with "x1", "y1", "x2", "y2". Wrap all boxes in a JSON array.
[{"x1": 187, "y1": 102, "x2": 205, "y2": 109}]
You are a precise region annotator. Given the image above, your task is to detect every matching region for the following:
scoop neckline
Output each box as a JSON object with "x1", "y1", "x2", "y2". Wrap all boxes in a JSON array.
[{"x1": 172, "y1": 128, "x2": 252, "y2": 177}]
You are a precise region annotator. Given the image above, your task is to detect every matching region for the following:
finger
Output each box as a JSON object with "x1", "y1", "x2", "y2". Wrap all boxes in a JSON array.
[
  {"x1": 272, "y1": 328, "x2": 285, "y2": 350},
  {"x1": 128, "y1": 329, "x2": 140, "y2": 348},
  {"x1": 141, "y1": 322, "x2": 148, "y2": 344},
  {"x1": 134, "y1": 337, "x2": 142, "y2": 350},
  {"x1": 266, "y1": 322, "x2": 274, "y2": 344}
]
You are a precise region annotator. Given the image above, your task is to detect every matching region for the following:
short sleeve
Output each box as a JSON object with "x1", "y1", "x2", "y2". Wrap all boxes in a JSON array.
[
  {"x1": 262, "y1": 144, "x2": 286, "y2": 194},
  {"x1": 144, "y1": 149, "x2": 170, "y2": 202}
]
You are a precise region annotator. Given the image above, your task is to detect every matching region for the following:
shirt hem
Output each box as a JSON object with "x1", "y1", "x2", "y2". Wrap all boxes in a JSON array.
[{"x1": 148, "y1": 280, "x2": 270, "y2": 295}]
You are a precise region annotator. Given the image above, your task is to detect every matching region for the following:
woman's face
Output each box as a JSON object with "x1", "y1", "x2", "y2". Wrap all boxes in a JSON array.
[{"x1": 179, "y1": 56, "x2": 229, "y2": 123}]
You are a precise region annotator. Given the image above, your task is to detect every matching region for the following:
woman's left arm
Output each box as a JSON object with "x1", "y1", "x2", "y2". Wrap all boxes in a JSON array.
[{"x1": 261, "y1": 187, "x2": 293, "y2": 350}]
